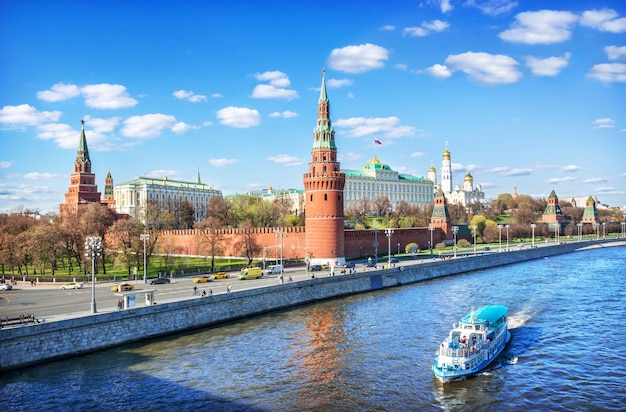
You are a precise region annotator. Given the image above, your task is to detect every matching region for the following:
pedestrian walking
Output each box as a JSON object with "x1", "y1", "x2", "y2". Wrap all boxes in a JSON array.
[{"x1": 227, "y1": 284, "x2": 231, "y2": 293}]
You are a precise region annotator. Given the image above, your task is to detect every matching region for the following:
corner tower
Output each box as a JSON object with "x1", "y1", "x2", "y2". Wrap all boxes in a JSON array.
[
  {"x1": 303, "y1": 70, "x2": 346, "y2": 265},
  {"x1": 60, "y1": 120, "x2": 102, "y2": 218}
]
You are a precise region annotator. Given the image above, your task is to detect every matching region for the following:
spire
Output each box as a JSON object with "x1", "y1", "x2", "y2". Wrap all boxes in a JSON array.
[
  {"x1": 76, "y1": 119, "x2": 91, "y2": 165},
  {"x1": 312, "y1": 69, "x2": 335, "y2": 150},
  {"x1": 319, "y1": 68, "x2": 328, "y2": 102},
  {"x1": 196, "y1": 167, "x2": 201, "y2": 184}
]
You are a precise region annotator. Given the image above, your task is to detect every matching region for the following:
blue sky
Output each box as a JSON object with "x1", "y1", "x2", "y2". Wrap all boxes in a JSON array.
[{"x1": 1, "y1": 0, "x2": 625, "y2": 214}]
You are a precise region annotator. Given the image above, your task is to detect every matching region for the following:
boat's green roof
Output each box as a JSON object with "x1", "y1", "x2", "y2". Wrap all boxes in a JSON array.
[{"x1": 461, "y1": 305, "x2": 508, "y2": 323}]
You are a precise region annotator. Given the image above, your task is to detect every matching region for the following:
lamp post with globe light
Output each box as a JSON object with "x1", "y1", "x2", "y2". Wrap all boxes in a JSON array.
[
  {"x1": 140, "y1": 234, "x2": 149, "y2": 284},
  {"x1": 385, "y1": 229, "x2": 394, "y2": 267},
  {"x1": 85, "y1": 236, "x2": 102, "y2": 314}
]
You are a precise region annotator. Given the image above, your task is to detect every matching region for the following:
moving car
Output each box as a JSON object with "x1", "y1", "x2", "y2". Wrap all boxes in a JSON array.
[
  {"x1": 309, "y1": 264, "x2": 322, "y2": 271},
  {"x1": 263, "y1": 265, "x2": 283, "y2": 275},
  {"x1": 193, "y1": 276, "x2": 212, "y2": 283},
  {"x1": 149, "y1": 277, "x2": 170, "y2": 285},
  {"x1": 238, "y1": 267, "x2": 263, "y2": 280},
  {"x1": 389, "y1": 257, "x2": 399, "y2": 263},
  {"x1": 211, "y1": 272, "x2": 230, "y2": 280},
  {"x1": 60, "y1": 282, "x2": 83, "y2": 290},
  {"x1": 111, "y1": 283, "x2": 134, "y2": 292},
  {"x1": 341, "y1": 262, "x2": 356, "y2": 269},
  {"x1": 0, "y1": 283, "x2": 13, "y2": 291}
]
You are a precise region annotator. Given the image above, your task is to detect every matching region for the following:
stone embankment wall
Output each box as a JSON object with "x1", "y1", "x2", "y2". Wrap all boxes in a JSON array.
[{"x1": 0, "y1": 240, "x2": 621, "y2": 372}]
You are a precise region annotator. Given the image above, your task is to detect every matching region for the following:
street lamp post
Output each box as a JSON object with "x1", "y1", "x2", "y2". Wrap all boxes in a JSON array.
[
  {"x1": 531, "y1": 224, "x2": 536, "y2": 248},
  {"x1": 498, "y1": 225, "x2": 503, "y2": 252},
  {"x1": 472, "y1": 225, "x2": 477, "y2": 254},
  {"x1": 398, "y1": 242, "x2": 400, "y2": 255},
  {"x1": 385, "y1": 229, "x2": 394, "y2": 267},
  {"x1": 428, "y1": 226, "x2": 435, "y2": 257},
  {"x1": 452, "y1": 226, "x2": 459, "y2": 258},
  {"x1": 140, "y1": 234, "x2": 149, "y2": 284},
  {"x1": 621, "y1": 222, "x2": 626, "y2": 239},
  {"x1": 602, "y1": 222, "x2": 606, "y2": 239},
  {"x1": 373, "y1": 229, "x2": 379, "y2": 262},
  {"x1": 505, "y1": 224, "x2": 510, "y2": 250},
  {"x1": 84, "y1": 236, "x2": 102, "y2": 314},
  {"x1": 273, "y1": 230, "x2": 285, "y2": 283},
  {"x1": 577, "y1": 223, "x2": 582, "y2": 241}
]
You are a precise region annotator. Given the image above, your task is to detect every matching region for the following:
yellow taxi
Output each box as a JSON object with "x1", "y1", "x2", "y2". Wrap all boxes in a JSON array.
[
  {"x1": 111, "y1": 282, "x2": 134, "y2": 292},
  {"x1": 211, "y1": 272, "x2": 230, "y2": 280},
  {"x1": 193, "y1": 276, "x2": 212, "y2": 283}
]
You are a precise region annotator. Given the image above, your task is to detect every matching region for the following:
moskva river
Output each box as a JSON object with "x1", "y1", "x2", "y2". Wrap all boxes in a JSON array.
[{"x1": 2, "y1": 246, "x2": 625, "y2": 411}]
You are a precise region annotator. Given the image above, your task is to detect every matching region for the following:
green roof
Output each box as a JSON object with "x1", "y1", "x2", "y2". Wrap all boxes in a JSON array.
[
  {"x1": 461, "y1": 305, "x2": 508, "y2": 324},
  {"x1": 117, "y1": 176, "x2": 219, "y2": 191}
]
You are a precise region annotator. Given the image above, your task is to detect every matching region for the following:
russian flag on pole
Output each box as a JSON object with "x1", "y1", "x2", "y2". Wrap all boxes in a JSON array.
[{"x1": 374, "y1": 139, "x2": 382, "y2": 145}]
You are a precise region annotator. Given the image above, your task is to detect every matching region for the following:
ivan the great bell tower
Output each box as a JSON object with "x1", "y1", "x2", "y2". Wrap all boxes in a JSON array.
[{"x1": 303, "y1": 70, "x2": 346, "y2": 266}]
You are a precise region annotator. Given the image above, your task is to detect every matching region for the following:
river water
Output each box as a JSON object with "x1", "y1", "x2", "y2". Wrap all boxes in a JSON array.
[{"x1": 2, "y1": 246, "x2": 625, "y2": 411}]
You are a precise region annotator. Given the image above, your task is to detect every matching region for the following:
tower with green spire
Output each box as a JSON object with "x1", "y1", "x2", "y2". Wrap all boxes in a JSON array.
[
  {"x1": 303, "y1": 70, "x2": 346, "y2": 265},
  {"x1": 60, "y1": 120, "x2": 102, "y2": 218},
  {"x1": 541, "y1": 189, "x2": 567, "y2": 224},
  {"x1": 431, "y1": 187, "x2": 451, "y2": 239},
  {"x1": 581, "y1": 195, "x2": 598, "y2": 223}
]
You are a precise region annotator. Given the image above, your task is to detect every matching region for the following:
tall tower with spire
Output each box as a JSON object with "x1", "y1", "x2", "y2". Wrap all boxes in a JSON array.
[
  {"x1": 103, "y1": 170, "x2": 115, "y2": 209},
  {"x1": 431, "y1": 187, "x2": 451, "y2": 239},
  {"x1": 303, "y1": 70, "x2": 346, "y2": 265},
  {"x1": 441, "y1": 143, "x2": 452, "y2": 194},
  {"x1": 60, "y1": 120, "x2": 102, "y2": 217}
]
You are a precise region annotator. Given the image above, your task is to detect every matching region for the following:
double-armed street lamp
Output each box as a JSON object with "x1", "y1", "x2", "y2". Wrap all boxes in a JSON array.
[
  {"x1": 452, "y1": 226, "x2": 459, "y2": 258},
  {"x1": 385, "y1": 229, "x2": 394, "y2": 267},
  {"x1": 505, "y1": 224, "x2": 510, "y2": 250},
  {"x1": 577, "y1": 223, "x2": 583, "y2": 242},
  {"x1": 602, "y1": 222, "x2": 606, "y2": 239},
  {"x1": 140, "y1": 233, "x2": 149, "y2": 283},
  {"x1": 531, "y1": 223, "x2": 536, "y2": 248},
  {"x1": 84, "y1": 236, "x2": 102, "y2": 314},
  {"x1": 273, "y1": 230, "x2": 285, "y2": 283},
  {"x1": 498, "y1": 224, "x2": 503, "y2": 252},
  {"x1": 621, "y1": 221, "x2": 626, "y2": 239},
  {"x1": 428, "y1": 226, "x2": 435, "y2": 257}
]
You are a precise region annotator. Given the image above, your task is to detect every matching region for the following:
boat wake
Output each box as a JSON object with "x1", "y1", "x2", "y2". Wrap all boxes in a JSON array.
[{"x1": 507, "y1": 308, "x2": 534, "y2": 329}]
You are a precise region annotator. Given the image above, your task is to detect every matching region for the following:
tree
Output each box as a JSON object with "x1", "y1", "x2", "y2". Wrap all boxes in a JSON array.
[
  {"x1": 205, "y1": 196, "x2": 232, "y2": 227},
  {"x1": 371, "y1": 196, "x2": 390, "y2": 217},
  {"x1": 177, "y1": 199, "x2": 195, "y2": 229},
  {"x1": 236, "y1": 220, "x2": 261, "y2": 266},
  {"x1": 108, "y1": 219, "x2": 143, "y2": 278},
  {"x1": 78, "y1": 203, "x2": 114, "y2": 274},
  {"x1": 195, "y1": 217, "x2": 225, "y2": 271}
]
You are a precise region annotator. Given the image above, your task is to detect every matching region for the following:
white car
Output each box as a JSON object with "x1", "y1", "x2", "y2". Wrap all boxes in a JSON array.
[
  {"x1": 0, "y1": 283, "x2": 13, "y2": 291},
  {"x1": 60, "y1": 282, "x2": 83, "y2": 290}
]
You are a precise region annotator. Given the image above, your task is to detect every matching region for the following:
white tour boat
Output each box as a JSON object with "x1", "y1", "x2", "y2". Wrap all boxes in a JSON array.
[{"x1": 433, "y1": 305, "x2": 511, "y2": 383}]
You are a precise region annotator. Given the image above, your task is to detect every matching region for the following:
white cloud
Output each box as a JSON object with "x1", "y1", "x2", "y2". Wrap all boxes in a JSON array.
[
  {"x1": 23, "y1": 172, "x2": 64, "y2": 180},
  {"x1": 121, "y1": 114, "x2": 177, "y2": 138},
  {"x1": 211, "y1": 93, "x2": 223, "y2": 98},
  {"x1": 80, "y1": 84, "x2": 138, "y2": 109},
  {"x1": 592, "y1": 118, "x2": 615, "y2": 128},
  {"x1": 0, "y1": 104, "x2": 61, "y2": 125},
  {"x1": 561, "y1": 165, "x2": 581, "y2": 172},
  {"x1": 445, "y1": 52, "x2": 522, "y2": 84},
  {"x1": 525, "y1": 53, "x2": 570, "y2": 76},
  {"x1": 327, "y1": 43, "x2": 389, "y2": 74},
  {"x1": 499, "y1": 10, "x2": 578, "y2": 44},
  {"x1": 594, "y1": 186, "x2": 626, "y2": 195},
  {"x1": 36, "y1": 83, "x2": 80, "y2": 102},
  {"x1": 82, "y1": 115, "x2": 120, "y2": 134},
  {"x1": 0, "y1": 161, "x2": 12, "y2": 169},
  {"x1": 252, "y1": 84, "x2": 299, "y2": 100},
  {"x1": 440, "y1": 0, "x2": 453, "y2": 13},
  {"x1": 583, "y1": 177, "x2": 608, "y2": 184},
  {"x1": 465, "y1": 0, "x2": 518, "y2": 16},
  {"x1": 380, "y1": 25, "x2": 395, "y2": 31},
  {"x1": 605, "y1": 45, "x2": 626, "y2": 60},
  {"x1": 208, "y1": 158, "x2": 239, "y2": 166},
  {"x1": 338, "y1": 152, "x2": 363, "y2": 162},
  {"x1": 145, "y1": 170, "x2": 181, "y2": 179},
  {"x1": 36, "y1": 123, "x2": 82, "y2": 149},
  {"x1": 266, "y1": 154, "x2": 306, "y2": 167},
  {"x1": 394, "y1": 63, "x2": 408, "y2": 70},
  {"x1": 587, "y1": 63, "x2": 626, "y2": 83},
  {"x1": 547, "y1": 176, "x2": 575, "y2": 183},
  {"x1": 254, "y1": 71, "x2": 291, "y2": 87},
  {"x1": 580, "y1": 9, "x2": 626, "y2": 33},
  {"x1": 173, "y1": 89, "x2": 207, "y2": 102},
  {"x1": 404, "y1": 20, "x2": 449, "y2": 37},
  {"x1": 171, "y1": 122, "x2": 198, "y2": 134},
  {"x1": 502, "y1": 168, "x2": 533, "y2": 176},
  {"x1": 269, "y1": 111, "x2": 298, "y2": 119},
  {"x1": 327, "y1": 78, "x2": 354, "y2": 88},
  {"x1": 410, "y1": 152, "x2": 426, "y2": 157},
  {"x1": 334, "y1": 116, "x2": 415, "y2": 139},
  {"x1": 216, "y1": 106, "x2": 261, "y2": 128},
  {"x1": 423, "y1": 63, "x2": 452, "y2": 78}
]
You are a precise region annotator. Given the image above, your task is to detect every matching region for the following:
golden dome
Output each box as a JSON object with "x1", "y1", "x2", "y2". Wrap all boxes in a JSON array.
[
  {"x1": 428, "y1": 166, "x2": 436, "y2": 172},
  {"x1": 369, "y1": 154, "x2": 381, "y2": 164},
  {"x1": 464, "y1": 172, "x2": 473, "y2": 182},
  {"x1": 442, "y1": 148, "x2": 451, "y2": 160}
]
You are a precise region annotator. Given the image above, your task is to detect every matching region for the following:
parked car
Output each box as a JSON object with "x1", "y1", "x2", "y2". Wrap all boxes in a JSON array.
[
  {"x1": 60, "y1": 282, "x2": 83, "y2": 290},
  {"x1": 483, "y1": 246, "x2": 491, "y2": 251},
  {"x1": 149, "y1": 277, "x2": 170, "y2": 285},
  {"x1": 263, "y1": 265, "x2": 283, "y2": 275},
  {"x1": 111, "y1": 283, "x2": 134, "y2": 292},
  {"x1": 193, "y1": 276, "x2": 212, "y2": 283},
  {"x1": 211, "y1": 272, "x2": 230, "y2": 280},
  {"x1": 389, "y1": 257, "x2": 399, "y2": 263},
  {"x1": 341, "y1": 262, "x2": 356, "y2": 269},
  {"x1": 0, "y1": 283, "x2": 13, "y2": 291},
  {"x1": 309, "y1": 264, "x2": 322, "y2": 271}
]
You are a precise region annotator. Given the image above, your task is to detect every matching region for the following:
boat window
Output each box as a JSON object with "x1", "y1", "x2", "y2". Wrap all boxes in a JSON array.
[{"x1": 475, "y1": 325, "x2": 480, "y2": 330}]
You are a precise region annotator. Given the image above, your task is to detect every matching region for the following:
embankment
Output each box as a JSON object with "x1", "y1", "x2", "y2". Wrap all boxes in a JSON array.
[{"x1": 1, "y1": 239, "x2": 622, "y2": 372}]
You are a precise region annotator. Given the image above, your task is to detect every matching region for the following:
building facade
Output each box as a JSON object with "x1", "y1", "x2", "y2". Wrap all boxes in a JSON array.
[
  {"x1": 343, "y1": 155, "x2": 434, "y2": 210},
  {"x1": 114, "y1": 172, "x2": 222, "y2": 222},
  {"x1": 428, "y1": 144, "x2": 486, "y2": 208},
  {"x1": 303, "y1": 70, "x2": 346, "y2": 266}
]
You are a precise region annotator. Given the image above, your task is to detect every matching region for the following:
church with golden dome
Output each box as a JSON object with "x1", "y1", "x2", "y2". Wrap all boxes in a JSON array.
[
  {"x1": 343, "y1": 154, "x2": 434, "y2": 210},
  {"x1": 427, "y1": 143, "x2": 486, "y2": 208}
]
